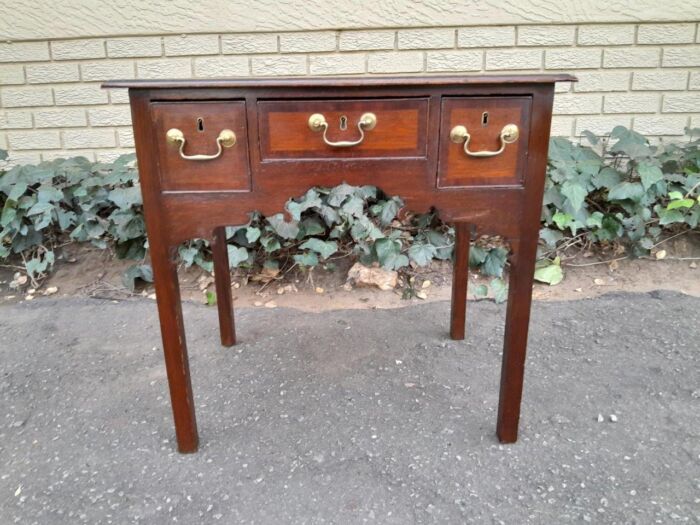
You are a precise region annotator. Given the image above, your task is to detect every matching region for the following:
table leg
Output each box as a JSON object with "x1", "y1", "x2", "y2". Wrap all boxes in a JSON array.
[
  {"x1": 151, "y1": 241, "x2": 199, "y2": 453},
  {"x1": 450, "y1": 222, "x2": 471, "y2": 340},
  {"x1": 211, "y1": 227, "x2": 236, "y2": 347},
  {"x1": 496, "y1": 239, "x2": 537, "y2": 443}
]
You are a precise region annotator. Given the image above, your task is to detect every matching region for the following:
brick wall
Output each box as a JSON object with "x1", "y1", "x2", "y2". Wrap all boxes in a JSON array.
[{"x1": 1, "y1": 23, "x2": 699, "y2": 165}]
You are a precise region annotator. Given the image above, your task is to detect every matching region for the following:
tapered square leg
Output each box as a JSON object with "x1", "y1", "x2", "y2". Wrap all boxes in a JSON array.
[
  {"x1": 496, "y1": 239, "x2": 537, "y2": 443},
  {"x1": 450, "y1": 222, "x2": 471, "y2": 340},
  {"x1": 150, "y1": 242, "x2": 198, "y2": 453},
  {"x1": 211, "y1": 226, "x2": 236, "y2": 347}
]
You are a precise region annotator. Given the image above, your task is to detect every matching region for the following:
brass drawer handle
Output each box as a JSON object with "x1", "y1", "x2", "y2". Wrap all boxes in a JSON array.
[
  {"x1": 165, "y1": 128, "x2": 236, "y2": 160},
  {"x1": 308, "y1": 112, "x2": 377, "y2": 148},
  {"x1": 450, "y1": 124, "x2": 519, "y2": 157}
]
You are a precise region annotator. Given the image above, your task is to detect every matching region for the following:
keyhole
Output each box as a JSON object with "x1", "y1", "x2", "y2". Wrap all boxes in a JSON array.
[
  {"x1": 196, "y1": 117, "x2": 204, "y2": 132},
  {"x1": 481, "y1": 112, "x2": 489, "y2": 127},
  {"x1": 339, "y1": 115, "x2": 348, "y2": 131}
]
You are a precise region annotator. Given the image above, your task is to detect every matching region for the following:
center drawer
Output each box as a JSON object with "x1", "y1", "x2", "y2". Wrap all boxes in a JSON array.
[{"x1": 257, "y1": 98, "x2": 429, "y2": 160}]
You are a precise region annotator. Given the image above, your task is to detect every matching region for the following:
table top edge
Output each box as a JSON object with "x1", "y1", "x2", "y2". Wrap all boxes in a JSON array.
[{"x1": 102, "y1": 74, "x2": 577, "y2": 90}]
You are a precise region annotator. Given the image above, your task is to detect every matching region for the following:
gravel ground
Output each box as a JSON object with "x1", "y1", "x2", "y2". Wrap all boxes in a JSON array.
[{"x1": 0, "y1": 291, "x2": 698, "y2": 524}]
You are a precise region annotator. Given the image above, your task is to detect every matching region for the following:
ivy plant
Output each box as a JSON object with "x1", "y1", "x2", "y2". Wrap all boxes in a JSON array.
[{"x1": 1, "y1": 125, "x2": 698, "y2": 299}]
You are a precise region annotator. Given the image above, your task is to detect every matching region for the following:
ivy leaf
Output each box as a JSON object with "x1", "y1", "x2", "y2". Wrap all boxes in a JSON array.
[
  {"x1": 594, "y1": 167, "x2": 622, "y2": 190},
  {"x1": 638, "y1": 162, "x2": 663, "y2": 191},
  {"x1": 378, "y1": 198, "x2": 401, "y2": 226},
  {"x1": 534, "y1": 258, "x2": 564, "y2": 286},
  {"x1": 609, "y1": 126, "x2": 652, "y2": 159},
  {"x1": 287, "y1": 188, "x2": 322, "y2": 220},
  {"x1": 299, "y1": 238, "x2": 337, "y2": 260},
  {"x1": 260, "y1": 235, "x2": 281, "y2": 253},
  {"x1": 585, "y1": 211, "x2": 604, "y2": 229},
  {"x1": 608, "y1": 182, "x2": 644, "y2": 202},
  {"x1": 408, "y1": 242, "x2": 437, "y2": 266},
  {"x1": 293, "y1": 251, "x2": 318, "y2": 267},
  {"x1": 327, "y1": 184, "x2": 356, "y2": 206},
  {"x1": 374, "y1": 238, "x2": 409, "y2": 270},
  {"x1": 205, "y1": 291, "x2": 217, "y2": 306},
  {"x1": 8, "y1": 181, "x2": 28, "y2": 202},
  {"x1": 473, "y1": 284, "x2": 488, "y2": 297},
  {"x1": 561, "y1": 181, "x2": 587, "y2": 212},
  {"x1": 266, "y1": 213, "x2": 300, "y2": 239},
  {"x1": 341, "y1": 195, "x2": 365, "y2": 217},
  {"x1": 109, "y1": 186, "x2": 142, "y2": 209},
  {"x1": 122, "y1": 264, "x2": 153, "y2": 292},
  {"x1": 227, "y1": 246, "x2": 249, "y2": 268},
  {"x1": 666, "y1": 198, "x2": 695, "y2": 210},
  {"x1": 245, "y1": 227, "x2": 261, "y2": 243},
  {"x1": 552, "y1": 211, "x2": 573, "y2": 230},
  {"x1": 37, "y1": 185, "x2": 63, "y2": 203},
  {"x1": 490, "y1": 278, "x2": 508, "y2": 304},
  {"x1": 300, "y1": 217, "x2": 325, "y2": 237},
  {"x1": 482, "y1": 247, "x2": 508, "y2": 277},
  {"x1": 178, "y1": 245, "x2": 199, "y2": 267},
  {"x1": 539, "y1": 227, "x2": 563, "y2": 248},
  {"x1": 657, "y1": 208, "x2": 685, "y2": 225},
  {"x1": 469, "y1": 245, "x2": 487, "y2": 267}
]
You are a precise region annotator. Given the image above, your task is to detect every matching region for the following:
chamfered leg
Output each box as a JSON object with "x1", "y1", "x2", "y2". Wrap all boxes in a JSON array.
[
  {"x1": 496, "y1": 239, "x2": 537, "y2": 443},
  {"x1": 150, "y1": 241, "x2": 199, "y2": 453},
  {"x1": 211, "y1": 226, "x2": 236, "y2": 347},
  {"x1": 450, "y1": 222, "x2": 471, "y2": 340}
]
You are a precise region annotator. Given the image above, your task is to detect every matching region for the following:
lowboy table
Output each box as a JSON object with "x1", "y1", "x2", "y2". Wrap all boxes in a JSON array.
[{"x1": 104, "y1": 74, "x2": 575, "y2": 453}]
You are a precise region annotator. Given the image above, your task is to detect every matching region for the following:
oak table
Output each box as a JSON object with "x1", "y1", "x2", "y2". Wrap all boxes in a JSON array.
[{"x1": 103, "y1": 74, "x2": 575, "y2": 453}]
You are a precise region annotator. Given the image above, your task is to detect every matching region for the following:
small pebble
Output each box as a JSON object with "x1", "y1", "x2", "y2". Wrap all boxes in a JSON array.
[
  {"x1": 597, "y1": 414, "x2": 604, "y2": 423},
  {"x1": 609, "y1": 414, "x2": 618, "y2": 423}
]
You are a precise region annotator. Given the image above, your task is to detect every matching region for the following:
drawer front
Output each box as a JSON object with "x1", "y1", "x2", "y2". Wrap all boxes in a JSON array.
[
  {"x1": 257, "y1": 98, "x2": 428, "y2": 160},
  {"x1": 438, "y1": 96, "x2": 531, "y2": 187},
  {"x1": 151, "y1": 101, "x2": 250, "y2": 191}
]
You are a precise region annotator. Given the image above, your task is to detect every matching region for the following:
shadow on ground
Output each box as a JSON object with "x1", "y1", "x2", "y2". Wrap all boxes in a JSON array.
[{"x1": 1, "y1": 291, "x2": 698, "y2": 523}]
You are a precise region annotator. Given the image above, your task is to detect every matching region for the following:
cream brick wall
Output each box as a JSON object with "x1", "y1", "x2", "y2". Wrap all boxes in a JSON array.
[{"x1": 0, "y1": 22, "x2": 699, "y2": 165}]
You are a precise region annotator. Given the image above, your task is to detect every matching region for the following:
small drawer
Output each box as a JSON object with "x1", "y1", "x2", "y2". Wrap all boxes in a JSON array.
[
  {"x1": 438, "y1": 96, "x2": 531, "y2": 187},
  {"x1": 151, "y1": 101, "x2": 250, "y2": 192},
  {"x1": 257, "y1": 98, "x2": 428, "y2": 160}
]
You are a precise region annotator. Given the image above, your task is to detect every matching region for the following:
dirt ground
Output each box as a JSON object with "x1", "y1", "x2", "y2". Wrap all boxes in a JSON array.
[{"x1": 1, "y1": 234, "x2": 698, "y2": 310}]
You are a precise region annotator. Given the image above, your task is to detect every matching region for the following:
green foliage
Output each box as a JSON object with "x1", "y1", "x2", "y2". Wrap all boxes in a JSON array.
[
  {"x1": 541, "y1": 127, "x2": 699, "y2": 260},
  {"x1": 1, "y1": 125, "x2": 698, "y2": 297},
  {"x1": 0, "y1": 153, "x2": 145, "y2": 284}
]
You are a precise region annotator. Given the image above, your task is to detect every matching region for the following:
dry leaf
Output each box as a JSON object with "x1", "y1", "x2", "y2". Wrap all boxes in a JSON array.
[
  {"x1": 264, "y1": 300, "x2": 277, "y2": 308},
  {"x1": 593, "y1": 278, "x2": 605, "y2": 286},
  {"x1": 250, "y1": 266, "x2": 280, "y2": 284},
  {"x1": 415, "y1": 291, "x2": 428, "y2": 300},
  {"x1": 421, "y1": 280, "x2": 432, "y2": 289},
  {"x1": 347, "y1": 263, "x2": 398, "y2": 291},
  {"x1": 43, "y1": 286, "x2": 58, "y2": 296},
  {"x1": 315, "y1": 287, "x2": 324, "y2": 294},
  {"x1": 655, "y1": 250, "x2": 667, "y2": 260}
]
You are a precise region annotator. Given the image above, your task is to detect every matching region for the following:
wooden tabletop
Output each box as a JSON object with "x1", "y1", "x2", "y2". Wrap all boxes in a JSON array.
[{"x1": 102, "y1": 74, "x2": 577, "y2": 90}]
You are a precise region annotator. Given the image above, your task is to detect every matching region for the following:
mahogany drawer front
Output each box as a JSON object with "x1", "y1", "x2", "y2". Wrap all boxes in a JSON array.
[
  {"x1": 257, "y1": 98, "x2": 429, "y2": 160},
  {"x1": 151, "y1": 101, "x2": 251, "y2": 192},
  {"x1": 438, "y1": 96, "x2": 531, "y2": 188}
]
